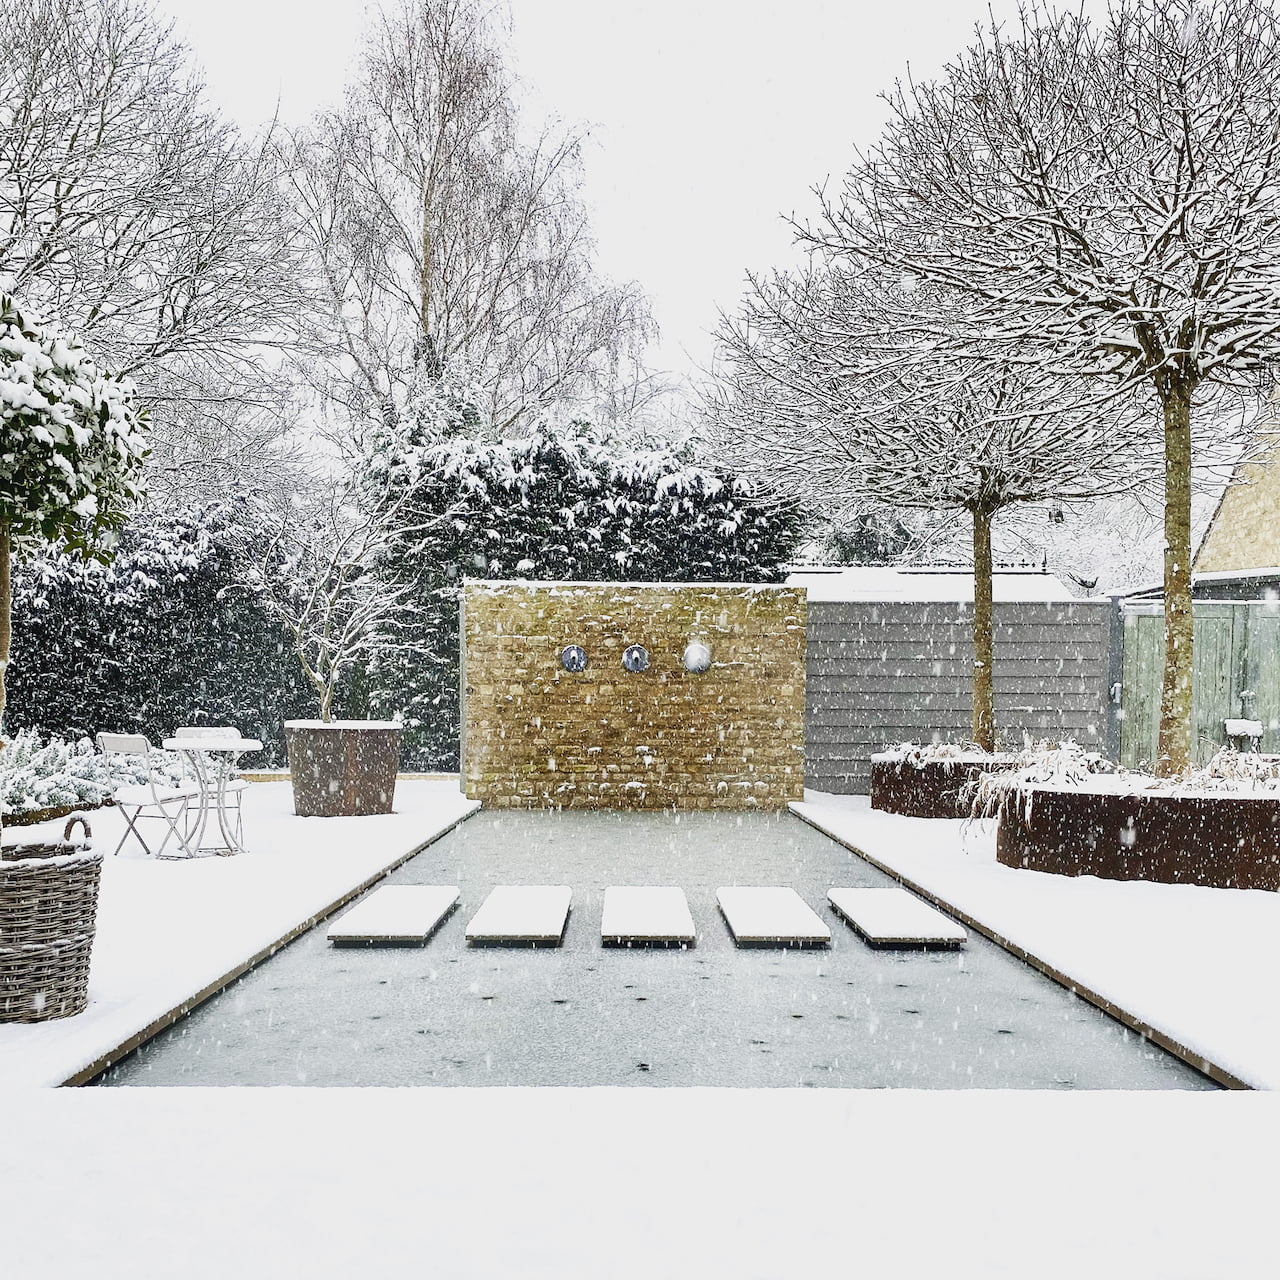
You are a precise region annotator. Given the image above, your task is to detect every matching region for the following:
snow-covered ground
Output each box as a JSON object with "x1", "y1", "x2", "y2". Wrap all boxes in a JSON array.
[
  {"x1": 793, "y1": 791, "x2": 1280, "y2": 1090},
  {"x1": 5, "y1": 783, "x2": 1280, "y2": 1276},
  {"x1": 5, "y1": 1086, "x2": 1276, "y2": 1279},
  {"x1": 0, "y1": 780, "x2": 479, "y2": 1088}
]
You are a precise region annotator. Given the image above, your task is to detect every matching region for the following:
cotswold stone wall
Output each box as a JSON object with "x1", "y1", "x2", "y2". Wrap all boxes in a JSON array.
[{"x1": 461, "y1": 581, "x2": 806, "y2": 809}]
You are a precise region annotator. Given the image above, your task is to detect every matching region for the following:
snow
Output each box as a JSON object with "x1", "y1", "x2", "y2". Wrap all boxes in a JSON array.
[
  {"x1": 786, "y1": 566, "x2": 1079, "y2": 602},
  {"x1": 0, "y1": 780, "x2": 478, "y2": 1088},
  {"x1": 716, "y1": 885, "x2": 831, "y2": 944},
  {"x1": 326, "y1": 884, "x2": 460, "y2": 944},
  {"x1": 282, "y1": 719, "x2": 403, "y2": 731},
  {"x1": 3, "y1": 1087, "x2": 1276, "y2": 1279},
  {"x1": 827, "y1": 885, "x2": 968, "y2": 946},
  {"x1": 3, "y1": 786, "x2": 1280, "y2": 1276},
  {"x1": 464, "y1": 884, "x2": 573, "y2": 943},
  {"x1": 600, "y1": 886, "x2": 696, "y2": 943},
  {"x1": 793, "y1": 792, "x2": 1280, "y2": 1089}
]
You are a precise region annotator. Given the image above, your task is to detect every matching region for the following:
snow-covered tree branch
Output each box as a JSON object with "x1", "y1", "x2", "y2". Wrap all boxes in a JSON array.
[
  {"x1": 0, "y1": 0, "x2": 308, "y2": 502},
  {"x1": 281, "y1": 0, "x2": 660, "y2": 443},
  {"x1": 710, "y1": 266, "x2": 1154, "y2": 748},
  {"x1": 251, "y1": 474, "x2": 452, "y2": 724},
  {"x1": 803, "y1": 0, "x2": 1280, "y2": 771}
]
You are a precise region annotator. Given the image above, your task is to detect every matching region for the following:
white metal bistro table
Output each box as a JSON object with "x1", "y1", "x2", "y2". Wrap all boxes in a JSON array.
[{"x1": 161, "y1": 735, "x2": 262, "y2": 857}]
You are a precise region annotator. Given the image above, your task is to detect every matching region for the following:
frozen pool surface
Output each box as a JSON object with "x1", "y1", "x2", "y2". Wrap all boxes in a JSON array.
[{"x1": 97, "y1": 810, "x2": 1218, "y2": 1090}]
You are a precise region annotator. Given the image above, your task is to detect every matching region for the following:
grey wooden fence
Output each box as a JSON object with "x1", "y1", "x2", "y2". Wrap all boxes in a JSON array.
[
  {"x1": 805, "y1": 599, "x2": 1116, "y2": 793},
  {"x1": 1119, "y1": 602, "x2": 1280, "y2": 768}
]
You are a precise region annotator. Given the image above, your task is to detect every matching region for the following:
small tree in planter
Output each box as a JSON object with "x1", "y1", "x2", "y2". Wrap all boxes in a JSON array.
[
  {"x1": 0, "y1": 295, "x2": 147, "y2": 845},
  {"x1": 254, "y1": 477, "x2": 429, "y2": 816}
]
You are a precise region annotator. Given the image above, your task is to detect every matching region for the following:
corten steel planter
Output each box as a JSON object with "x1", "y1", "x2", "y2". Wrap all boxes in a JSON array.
[
  {"x1": 0, "y1": 816, "x2": 101, "y2": 1022},
  {"x1": 284, "y1": 721, "x2": 402, "y2": 817},
  {"x1": 996, "y1": 785, "x2": 1280, "y2": 890},
  {"x1": 870, "y1": 755, "x2": 1019, "y2": 819}
]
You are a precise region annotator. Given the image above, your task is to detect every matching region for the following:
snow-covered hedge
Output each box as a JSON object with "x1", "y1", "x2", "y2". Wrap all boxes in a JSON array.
[
  {"x1": 0, "y1": 730, "x2": 184, "y2": 821},
  {"x1": 6, "y1": 502, "x2": 313, "y2": 762},
  {"x1": 364, "y1": 419, "x2": 805, "y2": 768}
]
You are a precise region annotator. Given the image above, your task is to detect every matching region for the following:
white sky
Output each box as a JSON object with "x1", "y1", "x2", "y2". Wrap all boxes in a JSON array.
[{"x1": 152, "y1": 0, "x2": 1100, "y2": 388}]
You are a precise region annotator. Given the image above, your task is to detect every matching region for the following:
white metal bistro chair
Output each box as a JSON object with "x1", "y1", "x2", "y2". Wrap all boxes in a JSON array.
[
  {"x1": 96, "y1": 732, "x2": 200, "y2": 858},
  {"x1": 172, "y1": 726, "x2": 253, "y2": 848}
]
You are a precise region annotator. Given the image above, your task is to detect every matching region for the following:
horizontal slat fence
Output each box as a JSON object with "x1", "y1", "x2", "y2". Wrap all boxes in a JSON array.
[{"x1": 805, "y1": 599, "x2": 1114, "y2": 793}]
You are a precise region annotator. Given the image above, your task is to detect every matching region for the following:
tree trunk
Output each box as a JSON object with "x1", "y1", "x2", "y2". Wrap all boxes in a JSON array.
[
  {"x1": 1157, "y1": 382, "x2": 1194, "y2": 776},
  {"x1": 971, "y1": 503, "x2": 996, "y2": 752}
]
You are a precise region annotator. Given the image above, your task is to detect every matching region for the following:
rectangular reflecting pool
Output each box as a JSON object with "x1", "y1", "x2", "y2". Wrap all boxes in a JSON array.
[{"x1": 96, "y1": 810, "x2": 1218, "y2": 1090}]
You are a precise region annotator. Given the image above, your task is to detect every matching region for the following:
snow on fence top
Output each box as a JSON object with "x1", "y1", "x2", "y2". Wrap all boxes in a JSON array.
[{"x1": 786, "y1": 566, "x2": 1078, "y2": 604}]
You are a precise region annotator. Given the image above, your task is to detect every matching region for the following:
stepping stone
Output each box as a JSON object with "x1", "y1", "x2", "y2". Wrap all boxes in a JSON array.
[
  {"x1": 601, "y1": 887, "x2": 696, "y2": 946},
  {"x1": 327, "y1": 885, "x2": 459, "y2": 945},
  {"x1": 828, "y1": 887, "x2": 967, "y2": 949},
  {"x1": 466, "y1": 885, "x2": 572, "y2": 945},
  {"x1": 716, "y1": 887, "x2": 831, "y2": 947}
]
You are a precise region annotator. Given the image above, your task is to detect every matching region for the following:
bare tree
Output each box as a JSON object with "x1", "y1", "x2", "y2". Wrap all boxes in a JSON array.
[
  {"x1": 0, "y1": 0, "x2": 307, "y2": 500},
  {"x1": 710, "y1": 268, "x2": 1151, "y2": 749},
  {"x1": 283, "y1": 0, "x2": 658, "y2": 442},
  {"x1": 806, "y1": 0, "x2": 1280, "y2": 773},
  {"x1": 251, "y1": 477, "x2": 447, "y2": 723}
]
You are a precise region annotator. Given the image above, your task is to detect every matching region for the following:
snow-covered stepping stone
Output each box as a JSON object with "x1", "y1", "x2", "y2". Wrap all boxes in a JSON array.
[
  {"x1": 601, "y1": 887, "x2": 696, "y2": 946},
  {"x1": 465, "y1": 885, "x2": 573, "y2": 945},
  {"x1": 327, "y1": 885, "x2": 459, "y2": 945},
  {"x1": 828, "y1": 887, "x2": 967, "y2": 949},
  {"x1": 716, "y1": 887, "x2": 831, "y2": 947}
]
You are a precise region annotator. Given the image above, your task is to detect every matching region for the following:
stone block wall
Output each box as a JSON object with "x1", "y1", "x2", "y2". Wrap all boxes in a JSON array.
[{"x1": 461, "y1": 581, "x2": 806, "y2": 809}]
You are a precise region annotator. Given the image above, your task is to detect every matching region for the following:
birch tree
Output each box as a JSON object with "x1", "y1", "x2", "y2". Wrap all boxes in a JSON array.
[
  {"x1": 808, "y1": 0, "x2": 1280, "y2": 773},
  {"x1": 284, "y1": 0, "x2": 657, "y2": 441},
  {"x1": 710, "y1": 269, "x2": 1150, "y2": 749},
  {"x1": 0, "y1": 0, "x2": 305, "y2": 500}
]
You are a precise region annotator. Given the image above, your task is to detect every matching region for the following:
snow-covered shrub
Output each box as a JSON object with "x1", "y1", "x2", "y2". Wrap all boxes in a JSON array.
[
  {"x1": 0, "y1": 294, "x2": 147, "y2": 556},
  {"x1": 0, "y1": 294, "x2": 148, "y2": 838},
  {"x1": 362, "y1": 418, "x2": 805, "y2": 769},
  {"x1": 0, "y1": 730, "x2": 184, "y2": 821},
  {"x1": 1172, "y1": 748, "x2": 1280, "y2": 795},
  {"x1": 6, "y1": 501, "x2": 313, "y2": 762},
  {"x1": 966, "y1": 738, "x2": 1117, "y2": 821}
]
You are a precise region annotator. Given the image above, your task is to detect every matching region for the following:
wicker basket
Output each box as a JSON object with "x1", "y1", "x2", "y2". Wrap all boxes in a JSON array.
[{"x1": 0, "y1": 816, "x2": 102, "y2": 1022}]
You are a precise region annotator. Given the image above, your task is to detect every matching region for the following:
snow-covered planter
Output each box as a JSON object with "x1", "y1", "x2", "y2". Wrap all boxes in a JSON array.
[
  {"x1": 870, "y1": 742, "x2": 1020, "y2": 818},
  {"x1": 284, "y1": 721, "x2": 402, "y2": 817},
  {"x1": 988, "y1": 749, "x2": 1280, "y2": 890}
]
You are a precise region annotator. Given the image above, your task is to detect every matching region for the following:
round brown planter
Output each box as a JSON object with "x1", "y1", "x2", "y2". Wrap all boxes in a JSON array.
[
  {"x1": 871, "y1": 754, "x2": 1019, "y2": 819},
  {"x1": 284, "y1": 721, "x2": 402, "y2": 817},
  {"x1": 996, "y1": 785, "x2": 1280, "y2": 890}
]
